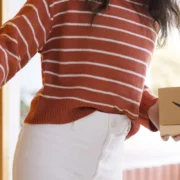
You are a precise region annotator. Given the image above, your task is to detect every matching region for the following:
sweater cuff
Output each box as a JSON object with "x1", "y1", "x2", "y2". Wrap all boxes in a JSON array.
[
  {"x1": 139, "y1": 89, "x2": 158, "y2": 118},
  {"x1": 139, "y1": 88, "x2": 158, "y2": 132}
]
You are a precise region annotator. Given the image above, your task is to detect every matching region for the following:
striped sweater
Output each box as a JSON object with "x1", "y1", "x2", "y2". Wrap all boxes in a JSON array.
[{"x1": 0, "y1": 0, "x2": 158, "y2": 138}]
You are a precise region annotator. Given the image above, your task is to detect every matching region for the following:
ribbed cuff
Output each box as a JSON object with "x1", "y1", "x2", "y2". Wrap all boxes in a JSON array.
[
  {"x1": 139, "y1": 88, "x2": 158, "y2": 132},
  {"x1": 140, "y1": 89, "x2": 158, "y2": 118}
]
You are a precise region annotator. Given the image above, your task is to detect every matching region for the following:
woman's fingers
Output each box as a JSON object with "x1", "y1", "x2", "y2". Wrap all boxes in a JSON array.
[
  {"x1": 161, "y1": 135, "x2": 180, "y2": 142},
  {"x1": 172, "y1": 135, "x2": 180, "y2": 142},
  {"x1": 161, "y1": 135, "x2": 170, "y2": 141}
]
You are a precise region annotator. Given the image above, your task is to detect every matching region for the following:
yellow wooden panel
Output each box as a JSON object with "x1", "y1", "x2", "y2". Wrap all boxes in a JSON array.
[
  {"x1": 0, "y1": 0, "x2": 3, "y2": 178},
  {"x1": 0, "y1": 0, "x2": 9, "y2": 179}
]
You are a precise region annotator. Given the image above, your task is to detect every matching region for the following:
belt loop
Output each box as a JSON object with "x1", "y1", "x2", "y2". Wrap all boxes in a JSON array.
[{"x1": 126, "y1": 120, "x2": 131, "y2": 134}]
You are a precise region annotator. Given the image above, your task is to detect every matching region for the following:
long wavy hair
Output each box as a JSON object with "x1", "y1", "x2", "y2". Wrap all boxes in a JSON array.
[{"x1": 85, "y1": 0, "x2": 180, "y2": 46}]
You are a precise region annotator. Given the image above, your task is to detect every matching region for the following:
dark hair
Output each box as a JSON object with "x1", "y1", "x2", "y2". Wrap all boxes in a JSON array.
[{"x1": 85, "y1": 0, "x2": 180, "y2": 47}]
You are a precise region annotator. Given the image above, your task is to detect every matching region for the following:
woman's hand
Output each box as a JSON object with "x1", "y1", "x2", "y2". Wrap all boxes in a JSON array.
[{"x1": 148, "y1": 101, "x2": 180, "y2": 142}]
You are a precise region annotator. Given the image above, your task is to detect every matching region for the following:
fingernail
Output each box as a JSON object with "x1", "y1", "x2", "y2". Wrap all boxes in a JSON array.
[
  {"x1": 174, "y1": 137, "x2": 178, "y2": 142},
  {"x1": 163, "y1": 136, "x2": 169, "y2": 141},
  {"x1": 174, "y1": 136, "x2": 180, "y2": 142}
]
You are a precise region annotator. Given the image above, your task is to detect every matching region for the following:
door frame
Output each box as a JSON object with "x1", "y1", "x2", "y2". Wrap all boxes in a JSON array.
[{"x1": 0, "y1": 0, "x2": 9, "y2": 179}]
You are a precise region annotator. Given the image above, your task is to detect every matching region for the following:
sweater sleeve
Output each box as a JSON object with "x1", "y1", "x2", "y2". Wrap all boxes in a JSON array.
[
  {"x1": 138, "y1": 85, "x2": 158, "y2": 132},
  {"x1": 0, "y1": 0, "x2": 52, "y2": 87}
]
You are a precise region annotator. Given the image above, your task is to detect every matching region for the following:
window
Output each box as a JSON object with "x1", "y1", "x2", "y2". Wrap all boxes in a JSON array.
[
  {"x1": 123, "y1": 29, "x2": 180, "y2": 170},
  {"x1": 3, "y1": 0, "x2": 42, "y2": 179}
]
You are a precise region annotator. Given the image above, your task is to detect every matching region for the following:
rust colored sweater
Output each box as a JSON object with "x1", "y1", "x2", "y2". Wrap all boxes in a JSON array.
[{"x1": 0, "y1": 0, "x2": 158, "y2": 138}]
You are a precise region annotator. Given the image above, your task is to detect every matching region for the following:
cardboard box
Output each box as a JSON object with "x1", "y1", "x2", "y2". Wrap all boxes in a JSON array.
[{"x1": 158, "y1": 87, "x2": 180, "y2": 136}]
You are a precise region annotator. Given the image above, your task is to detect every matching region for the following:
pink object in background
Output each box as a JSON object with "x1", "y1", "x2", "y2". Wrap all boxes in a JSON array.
[{"x1": 123, "y1": 164, "x2": 180, "y2": 180}]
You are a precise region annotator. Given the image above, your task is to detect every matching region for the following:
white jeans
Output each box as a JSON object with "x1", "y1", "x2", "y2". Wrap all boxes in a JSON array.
[{"x1": 13, "y1": 111, "x2": 131, "y2": 180}]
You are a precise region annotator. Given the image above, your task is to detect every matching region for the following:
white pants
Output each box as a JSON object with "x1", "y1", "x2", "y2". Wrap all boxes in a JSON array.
[{"x1": 13, "y1": 111, "x2": 131, "y2": 180}]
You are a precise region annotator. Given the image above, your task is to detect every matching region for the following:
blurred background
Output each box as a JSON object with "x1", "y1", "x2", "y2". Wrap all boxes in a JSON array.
[{"x1": 1, "y1": 0, "x2": 180, "y2": 180}]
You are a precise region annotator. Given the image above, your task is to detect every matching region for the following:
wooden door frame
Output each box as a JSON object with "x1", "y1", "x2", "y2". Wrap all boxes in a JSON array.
[
  {"x1": 0, "y1": 0, "x2": 9, "y2": 179},
  {"x1": 0, "y1": 0, "x2": 3, "y2": 178}
]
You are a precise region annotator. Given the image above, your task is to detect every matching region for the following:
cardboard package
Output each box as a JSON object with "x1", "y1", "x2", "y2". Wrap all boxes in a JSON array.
[{"x1": 158, "y1": 87, "x2": 180, "y2": 136}]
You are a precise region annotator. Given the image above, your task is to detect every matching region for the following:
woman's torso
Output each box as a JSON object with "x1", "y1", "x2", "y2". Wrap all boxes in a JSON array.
[{"x1": 24, "y1": 0, "x2": 157, "y2": 137}]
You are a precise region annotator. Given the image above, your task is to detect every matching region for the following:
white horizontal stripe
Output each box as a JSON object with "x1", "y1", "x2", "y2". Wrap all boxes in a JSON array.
[
  {"x1": 24, "y1": 4, "x2": 47, "y2": 43},
  {"x1": 49, "y1": 0, "x2": 69, "y2": 8},
  {"x1": 39, "y1": 94, "x2": 139, "y2": 117},
  {"x1": 5, "y1": 49, "x2": 20, "y2": 61},
  {"x1": 42, "y1": 48, "x2": 148, "y2": 67},
  {"x1": 0, "y1": 64, "x2": 5, "y2": 85},
  {"x1": 5, "y1": 49, "x2": 21, "y2": 70},
  {"x1": 47, "y1": 36, "x2": 152, "y2": 56},
  {"x1": 0, "y1": 16, "x2": 20, "y2": 29},
  {"x1": 44, "y1": 71, "x2": 143, "y2": 92},
  {"x1": 111, "y1": 3, "x2": 147, "y2": 16},
  {"x1": 1, "y1": 34, "x2": 18, "y2": 44},
  {"x1": 53, "y1": 10, "x2": 156, "y2": 34},
  {"x1": 126, "y1": 0, "x2": 143, "y2": 6},
  {"x1": 22, "y1": 15, "x2": 39, "y2": 49},
  {"x1": 53, "y1": 10, "x2": 81, "y2": 18},
  {"x1": 50, "y1": 0, "x2": 102, "y2": 7},
  {"x1": 45, "y1": 83, "x2": 140, "y2": 105},
  {"x1": 43, "y1": 60, "x2": 145, "y2": 79},
  {"x1": 42, "y1": 0, "x2": 51, "y2": 18},
  {"x1": 115, "y1": 105, "x2": 138, "y2": 117},
  {"x1": 52, "y1": 23, "x2": 155, "y2": 44},
  {"x1": 50, "y1": 0, "x2": 146, "y2": 19},
  {"x1": 5, "y1": 22, "x2": 31, "y2": 60},
  {"x1": 91, "y1": 0, "x2": 152, "y2": 20},
  {"x1": 0, "y1": 46, "x2": 9, "y2": 83}
]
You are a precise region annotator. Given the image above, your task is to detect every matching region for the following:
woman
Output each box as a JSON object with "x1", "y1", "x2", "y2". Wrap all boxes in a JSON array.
[{"x1": 0, "y1": 0, "x2": 179, "y2": 179}]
